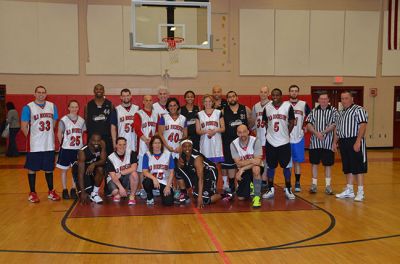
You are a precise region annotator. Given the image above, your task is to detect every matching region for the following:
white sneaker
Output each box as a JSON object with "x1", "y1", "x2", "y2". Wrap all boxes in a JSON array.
[
  {"x1": 285, "y1": 188, "x2": 295, "y2": 200},
  {"x1": 137, "y1": 189, "x2": 147, "y2": 199},
  {"x1": 90, "y1": 192, "x2": 103, "y2": 204},
  {"x1": 146, "y1": 198, "x2": 154, "y2": 205},
  {"x1": 354, "y1": 192, "x2": 364, "y2": 202},
  {"x1": 262, "y1": 187, "x2": 275, "y2": 199},
  {"x1": 335, "y1": 188, "x2": 355, "y2": 199}
]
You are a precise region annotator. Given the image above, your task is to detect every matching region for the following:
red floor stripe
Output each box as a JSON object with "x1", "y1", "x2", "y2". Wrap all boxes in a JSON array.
[{"x1": 193, "y1": 207, "x2": 231, "y2": 264}]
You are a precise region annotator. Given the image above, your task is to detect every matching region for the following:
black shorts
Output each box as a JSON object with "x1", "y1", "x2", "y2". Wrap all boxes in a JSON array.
[
  {"x1": 265, "y1": 141, "x2": 292, "y2": 169},
  {"x1": 221, "y1": 143, "x2": 236, "y2": 169},
  {"x1": 309, "y1": 149, "x2": 335, "y2": 166},
  {"x1": 25, "y1": 151, "x2": 55, "y2": 172},
  {"x1": 176, "y1": 166, "x2": 217, "y2": 204},
  {"x1": 339, "y1": 137, "x2": 367, "y2": 174},
  {"x1": 72, "y1": 163, "x2": 95, "y2": 193}
]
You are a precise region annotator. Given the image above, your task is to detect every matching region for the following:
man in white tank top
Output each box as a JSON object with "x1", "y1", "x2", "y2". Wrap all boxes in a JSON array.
[
  {"x1": 111, "y1": 89, "x2": 139, "y2": 152},
  {"x1": 133, "y1": 95, "x2": 158, "y2": 198},
  {"x1": 251, "y1": 86, "x2": 270, "y2": 190},
  {"x1": 230, "y1": 125, "x2": 263, "y2": 208},
  {"x1": 152, "y1": 86, "x2": 169, "y2": 119},
  {"x1": 56, "y1": 100, "x2": 86, "y2": 200},
  {"x1": 21, "y1": 86, "x2": 60, "y2": 203},
  {"x1": 262, "y1": 88, "x2": 296, "y2": 200},
  {"x1": 288, "y1": 85, "x2": 311, "y2": 192}
]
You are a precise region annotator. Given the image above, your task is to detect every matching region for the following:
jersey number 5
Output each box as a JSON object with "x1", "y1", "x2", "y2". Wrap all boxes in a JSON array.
[{"x1": 274, "y1": 122, "x2": 279, "y2": 132}]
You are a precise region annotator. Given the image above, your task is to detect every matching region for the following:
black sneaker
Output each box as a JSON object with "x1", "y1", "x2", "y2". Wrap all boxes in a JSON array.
[
  {"x1": 62, "y1": 189, "x2": 70, "y2": 200},
  {"x1": 70, "y1": 188, "x2": 78, "y2": 200}
]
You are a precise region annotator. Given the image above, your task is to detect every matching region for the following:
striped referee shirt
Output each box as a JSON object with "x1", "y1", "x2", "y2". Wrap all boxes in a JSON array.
[
  {"x1": 306, "y1": 105, "x2": 338, "y2": 150},
  {"x1": 336, "y1": 104, "x2": 368, "y2": 139}
]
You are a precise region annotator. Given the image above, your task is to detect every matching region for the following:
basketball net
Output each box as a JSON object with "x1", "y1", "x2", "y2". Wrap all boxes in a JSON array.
[{"x1": 162, "y1": 37, "x2": 184, "y2": 64}]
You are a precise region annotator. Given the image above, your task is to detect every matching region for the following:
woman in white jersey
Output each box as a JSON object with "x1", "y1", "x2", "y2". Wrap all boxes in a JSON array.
[
  {"x1": 56, "y1": 100, "x2": 86, "y2": 200},
  {"x1": 195, "y1": 94, "x2": 225, "y2": 163},
  {"x1": 142, "y1": 135, "x2": 175, "y2": 205},
  {"x1": 158, "y1": 98, "x2": 188, "y2": 159}
]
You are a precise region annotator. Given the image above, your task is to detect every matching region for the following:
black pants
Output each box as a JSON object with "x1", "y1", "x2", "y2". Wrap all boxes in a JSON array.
[
  {"x1": 6, "y1": 128, "x2": 20, "y2": 157},
  {"x1": 142, "y1": 178, "x2": 174, "y2": 206}
]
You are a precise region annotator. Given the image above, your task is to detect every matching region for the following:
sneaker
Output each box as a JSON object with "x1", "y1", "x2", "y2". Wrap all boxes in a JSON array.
[
  {"x1": 262, "y1": 187, "x2": 275, "y2": 199},
  {"x1": 28, "y1": 192, "x2": 40, "y2": 203},
  {"x1": 62, "y1": 189, "x2": 70, "y2": 199},
  {"x1": 335, "y1": 188, "x2": 355, "y2": 199},
  {"x1": 70, "y1": 188, "x2": 78, "y2": 200},
  {"x1": 222, "y1": 192, "x2": 233, "y2": 201},
  {"x1": 48, "y1": 190, "x2": 61, "y2": 201},
  {"x1": 309, "y1": 184, "x2": 317, "y2": 194},
  {"x1": 285, "y1": 188, "x2": 295, "y2": 200},
  {"x1": 176, "y1": 192, "x2": 190, "y2": 204},
  {"x1": 90, "y1": 192, "x2": 103, "y2": 204},
  {"x1": 325, "y1": 185, "x2": 334, "y2": 195},
  {"x1": 250, "y1": 182, "x2": 255, "y2": 196},
  {"x1": 153, "y1": 189, "x2": 160, "y2": 196},
  {"x1": 252, "y1": 196, "x2": 261, "y2": 208},
  {"x1": 137, "y1": 189, "x2": 147, "y2": 199},
  {"x1": 294, "y1": 182, "x2": 301, "y2": 192},
  {"x1": 112, "y1": 196, "x2": 121, "y2": 203},
  {"x1": 354, "y1": 192, "x2": 364, "y2": 202},
  {"x1": 128, "y1": 197, "x2": 136, "y2": 205},
  {"x1": 146, "y1": 198, "x2": 154, "y2": 205}
]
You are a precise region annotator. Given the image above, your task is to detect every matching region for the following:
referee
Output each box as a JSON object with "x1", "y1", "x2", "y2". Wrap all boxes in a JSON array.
[
  {"x1": 306, "y1": 91, "x2": 338, "y2": 195},
  {"x1": 334, "y1": 91, "x2": 368, "y2": 202}
]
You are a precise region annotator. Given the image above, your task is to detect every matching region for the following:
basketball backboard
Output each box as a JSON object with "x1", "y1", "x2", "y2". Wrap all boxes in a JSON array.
[{"x1": 130, "y1": 0, "x2": 212, "y2": 50}]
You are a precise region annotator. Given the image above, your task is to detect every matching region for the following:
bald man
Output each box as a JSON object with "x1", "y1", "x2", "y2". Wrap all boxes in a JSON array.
[
  {"x1": 212, "y1": 85, "x2": 227, "y2": 110},
  {"x1": 230, "y1": 125, "x2": 263, "y2": 208},
  {"x1": 251, "y1": 86, "x2": 270, "y2": 190},
  {"x1": 153, "y1": 86, "x2": 169, "y2": 118}
]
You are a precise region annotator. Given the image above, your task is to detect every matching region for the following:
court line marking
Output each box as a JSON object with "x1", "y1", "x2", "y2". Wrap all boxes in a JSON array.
[{"x1": 193, "y1": 207, "x2": 231, "y2": 264}]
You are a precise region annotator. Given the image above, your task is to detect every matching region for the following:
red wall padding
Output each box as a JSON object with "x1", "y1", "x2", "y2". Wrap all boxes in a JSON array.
[{"x1": 6, "y1": 94, "x2": 312, "y2": 152}]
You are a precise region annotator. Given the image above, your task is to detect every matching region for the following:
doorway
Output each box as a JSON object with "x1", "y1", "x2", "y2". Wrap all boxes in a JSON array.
[
  {"x1": 310, "y1": 86, "x2": 364, "y2": 110},
  {"x1": 394, "y1": 86, "x2": 400, "y2": 148}
]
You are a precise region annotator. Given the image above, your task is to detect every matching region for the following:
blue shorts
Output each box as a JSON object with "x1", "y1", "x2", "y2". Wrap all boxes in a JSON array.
[
  {"x1": 291, "y1": 138, "x2": 305, "y2": 163},
  {"x1": 25, "y1": 151, "x2": 55, "y2": 172},
  {"x1": 56, "y1": 148, "x2": 79, "y2": 170}
]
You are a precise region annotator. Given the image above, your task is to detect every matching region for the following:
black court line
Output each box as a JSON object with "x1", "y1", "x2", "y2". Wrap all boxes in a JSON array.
[{"x1": 59, "y1": 193, "x2": 336, "y2": 254}]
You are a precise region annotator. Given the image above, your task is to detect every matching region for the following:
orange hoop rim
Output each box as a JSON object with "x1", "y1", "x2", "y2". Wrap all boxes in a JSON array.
[{"x1": 162, "y1": 37, "x2": 185, "y2": 49}]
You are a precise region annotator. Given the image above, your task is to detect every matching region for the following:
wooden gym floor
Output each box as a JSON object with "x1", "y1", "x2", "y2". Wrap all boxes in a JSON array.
[{"x1": 0, "y1": 149, "x2": 399, "y2": 263}]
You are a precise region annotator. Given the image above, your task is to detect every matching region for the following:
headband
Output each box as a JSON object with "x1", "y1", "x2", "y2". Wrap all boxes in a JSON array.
[{"x1": 180, "y1": 139, "x2": 193, "y2": 146}]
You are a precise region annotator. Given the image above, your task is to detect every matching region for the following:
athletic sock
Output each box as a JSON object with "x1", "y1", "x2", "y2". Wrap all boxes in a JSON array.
[
  {"x1": 93, "y1": 186, "x2": 100, "y2": 194},
  {"x1": 253, "y1": 179, "x2": 262, "y2": 197},
  {"x1": 295, "y1": 173, "x2": 301, "y2": 183},
  {"x1": 283, "y1": 168, "x2": 291, "y2": 181},
  {"x1": 325, "y1": 178, "x2": 331, "y2": 186},
  {"x1": 285, "y1": 181, "x2": 292, "y2": 190},
  {"x1": 357, "y1": 186, "x2": 364, "y2": 193},
  {"x1": 347, "y1": 184, "x2": 354, "y2": 190},
  {"x1": 28, "y1": 173, "x2": 36, "y2": 193},
  {"x1": 45, "y1": 172, "x2": 54, "y2": 191},
  {"x1": 312, "y1": 178, "x2": 318, "y2": 185},
  {"x1": 262, "y1": 180, "x2": 267, "y2": 186},
  {"x1": 228, "y1": 178, "x2": 235, "y2": 193}
]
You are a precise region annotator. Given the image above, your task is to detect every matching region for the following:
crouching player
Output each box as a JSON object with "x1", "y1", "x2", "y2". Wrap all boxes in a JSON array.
[
  {"x1": 73, "y1": 133, "x2": 106, "y2": 204},
  {"x1": 105, "y1": 137, "x2": 139, "y2": 205},
  {"x1": 175, "y1": 139, "x2": 221, "y2": 208}
]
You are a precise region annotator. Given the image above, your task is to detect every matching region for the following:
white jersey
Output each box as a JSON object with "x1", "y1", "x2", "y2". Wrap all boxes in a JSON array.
[
  {"x1": 265, "y1": 101, "x2": 293, "y2": 147},
  {"x1": 252, "y1": 101, "x2": 269, "y2": 146},
  {"x1": 231, "y1": 136, "x2": 257, "y2": 160},
  {"x1": 106, "y1": 151, "x2": 134, "y2": 182},
  {"x1": 60, "y1": 115, "x2": 86, "y2": 149},
  {"x1": 289, "y1": 100, "x2": 307, "y2": 143},
  {"x1": 28, "y1": 101, "x2": 55, "y2": 152},
  {"x1": 147, "y1": 150, "x2": 171, "y2": 186},
  {"x1": 115, "y1": 104, "x2": 139, "y2": 151},
  {"x1": 162, "y1": 114, "x2": 186, "y2": 159},
  {"x1": 152, "y1": 102, "x2": 168, "y2": 119},
  {"x1": 198, "y1": 110, "x2": 224, "y2": 160},
  {"x1": 137, "y1": 109, "x2": 158, "y2": 156}
]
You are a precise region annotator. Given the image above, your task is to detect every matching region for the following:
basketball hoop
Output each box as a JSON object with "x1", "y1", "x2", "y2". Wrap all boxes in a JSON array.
[{"x1": 162, "y1": 37, "x2": 184, "y2": 64}]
